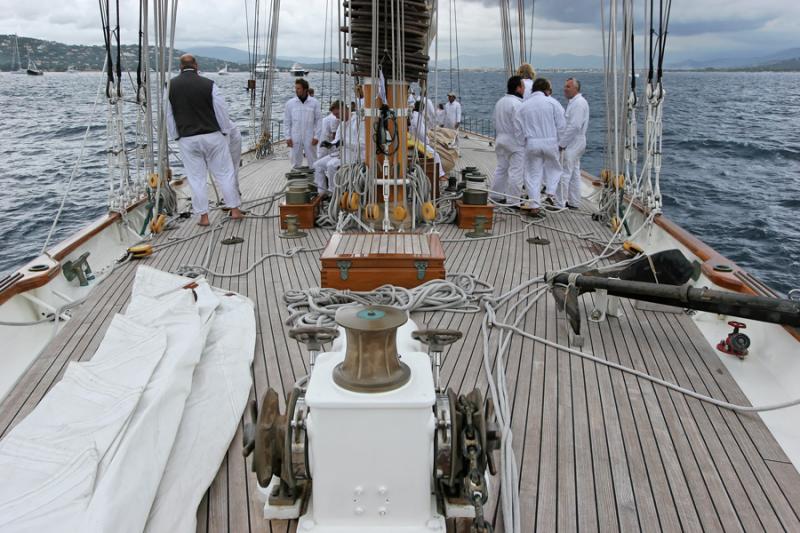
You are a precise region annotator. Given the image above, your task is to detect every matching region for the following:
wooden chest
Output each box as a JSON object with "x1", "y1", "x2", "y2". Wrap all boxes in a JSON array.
[
  {"x1": 279, "y1": 194, "x2": 323, "y2": 229},
  {"x1": 455, "y1": 200, "x2": 494, "y2": 230},
  {"x1": 320, "y1": 233, "x2": 446, "y2": 291}
]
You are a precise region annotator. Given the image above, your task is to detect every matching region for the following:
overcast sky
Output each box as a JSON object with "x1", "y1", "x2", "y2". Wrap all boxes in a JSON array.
[{"x1": 1, "y1": 0, "x2": 797, "y2": 63}]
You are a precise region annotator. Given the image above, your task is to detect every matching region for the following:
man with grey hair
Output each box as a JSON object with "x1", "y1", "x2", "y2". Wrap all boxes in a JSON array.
[
  {"x1": 166, "y1": 54, "x2": 242, "y2": 226},
  {"x1": 557, "y1": 77, "x2": 590, "y2": 209}
]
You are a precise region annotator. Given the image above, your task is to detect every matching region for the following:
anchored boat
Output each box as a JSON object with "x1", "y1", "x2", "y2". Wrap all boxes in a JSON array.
[{"x1": 1, "y1": 1, "x2": 799, "y2": 532}]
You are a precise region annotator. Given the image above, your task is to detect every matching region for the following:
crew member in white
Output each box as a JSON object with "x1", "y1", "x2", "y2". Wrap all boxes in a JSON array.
[
  {"x1": 317, "y1": 100, "x2": 341, "y2": 159},
  {"x1": 410, "y1": 101, "x2": 446, "y2": 178},
  {"x1": 435, "y1": 104, "x2": 445, "y2": 127},
  {"x1": 516, "y1": 78, "x2": 565, "y2": 217},
  {"x1": 557, "y1": 78, "x2": 590, "y2": 209},
  {"x1": 491, "y1": 76, "x2": 526, "y2": 205},
  {"x1": 443, "y1": 92, "x2": 462, "y2": 130},
  {"x1": 544, "y1": 82, "x2": 566, "y2": 204},
  {"x1": 166, "y1": 54, "x2": 242, "y2": 226},
  {"x1": 517, "y1": 63, "x2": 536, "y2": 100},
  {"x1": 312, "y1": 106, "x2": 366, "y2": 193},
  {"x1": 284, "y1": 78, "x2": 321, "y2": 168}
]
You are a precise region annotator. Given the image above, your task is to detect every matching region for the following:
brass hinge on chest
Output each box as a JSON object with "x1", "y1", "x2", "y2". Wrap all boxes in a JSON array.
[
  {"x1": 415, "y1": 260, "x2": 428, "y2": 280},
  {"x1": 337, "y1": 260, "x2": 352, "y2": 280}
]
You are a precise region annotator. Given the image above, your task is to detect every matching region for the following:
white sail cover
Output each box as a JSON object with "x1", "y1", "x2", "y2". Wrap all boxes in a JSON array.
[{"x1": 0, "y1": 266, "x2": 256, "y2": 533}]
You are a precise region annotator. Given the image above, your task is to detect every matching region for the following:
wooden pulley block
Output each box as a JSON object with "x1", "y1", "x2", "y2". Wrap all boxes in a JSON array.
[
  {"x1": 392, "y1": 204, "x2": 408, "y2": 221},
  {"x1": 150, "y1": 213, "x2": 167, "y2": 233},
  {"x1": 364, "y1": 203, "x2": 380, "y2": 221},
  {"x1": 348, "y1": 192, "x2": 361, "y2": 211},
  {"x1": 148, "y1": 173, "x2": 159, "y2": 189},
  {"x1": 421, "y1": 201, "x2": 436, "y2": 222},
  {"x1": 340, "y1": 191, "x2": 350, "y2": 210}
]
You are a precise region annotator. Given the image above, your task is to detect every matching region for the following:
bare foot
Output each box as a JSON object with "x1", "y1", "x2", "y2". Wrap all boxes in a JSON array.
[
  {"x1": 230, "y1": 207, "x2": 243, "y2": 220},
  {"x1": 197, "y1": 214, "x2": 210, "y2": 226}
]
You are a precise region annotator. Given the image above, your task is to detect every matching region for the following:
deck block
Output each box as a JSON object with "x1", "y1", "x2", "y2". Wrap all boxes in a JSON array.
[{"x1": 455, "y1": 200, "x2": 494, "y2": 229}]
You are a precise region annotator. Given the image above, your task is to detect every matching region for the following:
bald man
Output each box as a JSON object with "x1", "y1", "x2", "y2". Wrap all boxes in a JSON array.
[{"x1": 166, "y1": 54, "x2": 242, "y2": 226}]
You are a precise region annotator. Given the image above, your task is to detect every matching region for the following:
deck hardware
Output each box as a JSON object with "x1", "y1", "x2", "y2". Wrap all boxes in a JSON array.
[
  {"x1": 717, "y1": 321, "x2": 750, "y2": 358},
  {"x1": 445, "y1": 175, "x2": 458, "y2": 192},
  {"x1": 28, "y1": 264, "x2": 49, "y2": 272},
  {"x1": 713, "y1": 263, "x2": 734, "y2": 273},
  {"x1": 62, "y1": 252, "x2": 94, "y2": 287},
  {"x1": 527, "y1": 236, "x2": 550, "y2": 245},
  {"x1": 415, "y1": 260, "x2": 428, "y2": 280},
  {"x1": 465, "y1": 215, "x2": 491, "y2": 238},
  {"x1": 221, "y1": 236, "x2": 244, "y2": 245},
  {"x1": 412, "y1": 329, "x2": 463, "y2": 391},
  {"x1": 289, "y1": 326, "x2": 340, "y2": 371},
  {"x1": 279, "y1": 215, "x2": 307, "y2": 239},
  {"x1": 337, "y1": 260, "x2": 351, "y2": 280}
]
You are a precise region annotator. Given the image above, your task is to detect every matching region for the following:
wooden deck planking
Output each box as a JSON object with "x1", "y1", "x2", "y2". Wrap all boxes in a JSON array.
[{"x1": 1, "y1": 138, "x2": 799, "y2": 532}]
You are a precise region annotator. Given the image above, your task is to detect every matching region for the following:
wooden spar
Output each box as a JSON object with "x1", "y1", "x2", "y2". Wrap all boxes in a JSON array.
[{"x1": 362, "y1": 78, "x2": 409, "y2": 203}]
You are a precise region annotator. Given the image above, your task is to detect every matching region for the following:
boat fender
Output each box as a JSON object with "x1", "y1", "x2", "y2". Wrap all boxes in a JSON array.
[
  {"x1": 421, "y1": 201, "x2": 436, "y2": 222},
  {"x1": 127, "y1": 244, "x2": 153, "y2": 259}
]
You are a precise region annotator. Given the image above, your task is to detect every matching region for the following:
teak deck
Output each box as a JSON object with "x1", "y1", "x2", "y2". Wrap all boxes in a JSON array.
[{"x1": 2, "y1": 136, "x2": 800, "y2": 532}]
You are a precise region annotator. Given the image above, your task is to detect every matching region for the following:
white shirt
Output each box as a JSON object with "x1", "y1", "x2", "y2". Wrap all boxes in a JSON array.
[
  {"x1": 284, "y1": 95, "x2": 321, "y2": 142},
  {"x1": 492, "y1": 94, "x2": 524, "y2": 148},
  {"x1": 422, "y1": 97, "x2": 437, "y2": 127},
  {"x1": 410, "y1": 110, "x2": 427, "y2": 145},
  {"x1": 561, "y1": 93, "x2": 590, "y2": 149},
  {"x1": 435, "y1": 109, "x2": 445, "y2": 127},
  {"x1": 522, "y1": 78, "x2": 533, "y2": 100},
  {"x1": 334, "y1": 117, "x2": 366, "y2": 162},
  {"x1": 318, "y1": 112, "x2": 340, "y2": 142},
  {"x1": 516, "y1": 91, "x2": 565, "y2": 144},
  {"x1": 444, "y1": 100, "x2": 461, "y2": 129},
  {"x1": 165, "y1": 77, "x2": 233, "y2": 141},
  {"x1": 546, "y1": 95, "x2": 567, "y2": 144}
]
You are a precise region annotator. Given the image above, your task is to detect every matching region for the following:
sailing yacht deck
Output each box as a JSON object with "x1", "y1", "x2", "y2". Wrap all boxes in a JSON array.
[{"x1": 2, "y1": 136, "x2": 799, "y2": 532}]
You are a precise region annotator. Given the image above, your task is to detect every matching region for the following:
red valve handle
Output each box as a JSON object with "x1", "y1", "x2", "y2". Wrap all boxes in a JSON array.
[{"x1": 728, "y1": 321, "x2": 746, "y2": 329}]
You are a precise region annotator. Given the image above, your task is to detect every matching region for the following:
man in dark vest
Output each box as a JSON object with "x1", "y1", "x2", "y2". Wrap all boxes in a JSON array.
[{"x1": 166, "y1": 54, "x2": 242, "y2": 226}]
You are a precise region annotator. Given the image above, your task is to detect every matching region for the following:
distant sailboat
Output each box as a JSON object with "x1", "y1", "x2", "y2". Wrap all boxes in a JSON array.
[
  {"x1": 26, "y1": 52, "x2": 44, "y2": 76},
  {"x1": 218, "y1": 63, "x2": 229, "y2": 75},
  {"x1": 9, "y1": 35, "x2": 24, "y2": 74}
]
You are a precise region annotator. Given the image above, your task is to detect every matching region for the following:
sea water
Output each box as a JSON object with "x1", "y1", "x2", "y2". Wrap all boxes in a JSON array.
[{"x1": 0, "y1": 70, "x2": 797, "y2": 294}]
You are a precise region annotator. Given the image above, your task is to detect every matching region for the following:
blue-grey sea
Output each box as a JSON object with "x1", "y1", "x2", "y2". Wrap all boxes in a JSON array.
[{"x1": 0, "y1": 70, "x2": 798, "y2": 294}]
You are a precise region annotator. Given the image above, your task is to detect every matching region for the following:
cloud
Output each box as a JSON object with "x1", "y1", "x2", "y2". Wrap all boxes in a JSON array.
[{"x1": 0, "y1": 0, "x2": 797, "y2": 64}]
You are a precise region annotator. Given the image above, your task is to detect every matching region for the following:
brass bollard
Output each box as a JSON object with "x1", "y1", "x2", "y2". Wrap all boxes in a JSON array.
[
  {"x1": 279, "y1": 214, "x2": 307, "y2": 239},
  {"x1": 465, "y1": 214, "x2": 491, "y2": 238}
]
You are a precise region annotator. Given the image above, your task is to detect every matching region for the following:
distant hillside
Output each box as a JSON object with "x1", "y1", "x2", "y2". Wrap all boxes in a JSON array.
[
  {"x1": 669, "y1": 47, "x2": 800, "y2": 71},
  {"x1": 0, "y1": 34, "x2": 245, "y2": 72}
]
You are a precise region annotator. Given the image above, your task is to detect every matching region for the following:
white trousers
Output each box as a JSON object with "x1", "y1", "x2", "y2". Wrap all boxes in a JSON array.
[
  {"x1": 491, "y1": 136, "x2": 524, "y2": 203},
  {"x1": 178, "y1": 132, "x2": 241, "y2": 215},
  {"x1": 291, "y1": 135, "x2": 317, "y2": 168},
  {"x1": 229, "y1": 127, "x2": 242, "y2": 195},
  {"x1": 557, "y1": 142, "x2": 585, "y2": 208},
  {"x1": 524, "y1": 140, "x2": 560, "y2": 209},
  {"x1": 317, "y1": 144, "x2": 332, "y2": 159},
  {"x1": 313, "y1": 155, "x2": 341, "y2": 192}
]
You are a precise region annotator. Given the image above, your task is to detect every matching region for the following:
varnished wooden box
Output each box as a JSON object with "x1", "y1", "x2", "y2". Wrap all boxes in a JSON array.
[
  {"x1": 320, "y1": 232, "x2": 446, "y2": 291},
  {"x1": 455, "y1": 200, "x2": 494, "y2": 230},
  {"x1": 279, "y1": 194, "x2": 323, "y2": 229}
]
